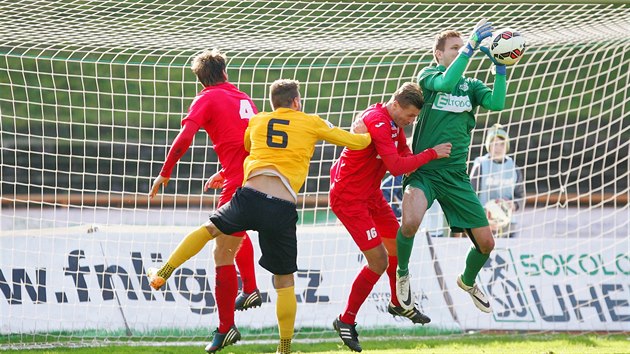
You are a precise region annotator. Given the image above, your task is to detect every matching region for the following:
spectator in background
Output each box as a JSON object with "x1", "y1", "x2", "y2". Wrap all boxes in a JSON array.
[{"x1": 470, "y1": 124, "x2": 524, "y2": 238}]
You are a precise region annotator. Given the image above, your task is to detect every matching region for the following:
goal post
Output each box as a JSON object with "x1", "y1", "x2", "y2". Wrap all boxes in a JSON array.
[{"x1": 1, "y1": 0, "x2": 628, "y2": 348}]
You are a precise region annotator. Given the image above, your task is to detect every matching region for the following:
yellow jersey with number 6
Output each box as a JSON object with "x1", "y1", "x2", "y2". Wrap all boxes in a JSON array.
[{"x1": 243, "y1": 107, "x2": 370, "y2": 194}]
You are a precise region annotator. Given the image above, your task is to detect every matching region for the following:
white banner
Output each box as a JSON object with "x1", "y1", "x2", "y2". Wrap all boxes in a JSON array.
[
  {"x1": 0, "y1": 225, "x2": 456, "y2": 334},
  {"x1": 1, "y1": 225, "x2": 628, "y2": 333},
  {"x1": 430, "y1": 237, "x2": 630, "y2": 331}
]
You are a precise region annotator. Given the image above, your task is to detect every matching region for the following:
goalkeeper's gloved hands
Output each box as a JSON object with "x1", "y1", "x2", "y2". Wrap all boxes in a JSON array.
[
  {"x1": 479, "y1": 46, "x2": 507, "y2": 75},
  {"x1": 460, "y1": 19, "x2": 493, "y2": 57}
]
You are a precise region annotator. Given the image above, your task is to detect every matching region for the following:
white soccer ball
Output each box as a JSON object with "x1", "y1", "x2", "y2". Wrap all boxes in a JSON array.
[
  {"x1": 484, "y1": 199, "x2": 513, "y2": 228},
  {"x1": 489, "y1": 28, "x2": 526, "y2": 66}
]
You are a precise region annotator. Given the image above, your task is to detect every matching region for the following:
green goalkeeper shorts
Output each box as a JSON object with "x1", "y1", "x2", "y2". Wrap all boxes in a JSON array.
[{"x1": 403, "y1": 168, "x2": 489, "y2": 232}]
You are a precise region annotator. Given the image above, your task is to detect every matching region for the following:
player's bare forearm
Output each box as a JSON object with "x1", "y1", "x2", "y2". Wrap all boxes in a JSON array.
[
  {"x1": 432, "y1": 142, "x2": 452, "y2": 159},
  {"x1": 149, "y1": 175, "x2": 169, "y2": 199},
  {"x1": 204, "y1": 170, "x2": 225, "y2": 191}
]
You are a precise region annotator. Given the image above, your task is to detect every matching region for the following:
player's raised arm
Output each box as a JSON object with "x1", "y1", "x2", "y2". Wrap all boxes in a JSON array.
[
  {"x1": 150, "y1": 120, "x2": 199, "y2": 198},
  {"x1": 380, "y1": 142, "x2": 451, "y2": 176},
  {"x1": 367, "y1": 82, "x2": 449, "y2": 176},
  {"x1": 421, "y1": 20, "x2": 494, "y2": 92},
  {"x1": 315, "y1": 116, "x2": 371, "y2": 150},
  {"x1": 478, "y1": 46, "x2": 507, "y2": 111}
]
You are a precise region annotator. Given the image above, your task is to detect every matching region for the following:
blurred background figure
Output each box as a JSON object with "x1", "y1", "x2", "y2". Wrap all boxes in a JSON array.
[
  {"x1": 381, "y1": 173, "x2": 403, "y2": 219},
  {"x1": 470, "y1": 124, "x2": 524, "y2": 237}
]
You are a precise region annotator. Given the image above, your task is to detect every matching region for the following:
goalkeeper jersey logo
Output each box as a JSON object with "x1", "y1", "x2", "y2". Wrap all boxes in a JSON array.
[{"x1": 433, "y1": 93, "x2": 472, "y2": 113}]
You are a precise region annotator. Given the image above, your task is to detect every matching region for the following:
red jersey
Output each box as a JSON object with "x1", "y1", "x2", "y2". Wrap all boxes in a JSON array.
[
  {"x1": 330, "y1": 103, "x2": 437, "y2": 200},
  {"x1": 160, "y1": 82, "x2": 257, "y2": 191}
]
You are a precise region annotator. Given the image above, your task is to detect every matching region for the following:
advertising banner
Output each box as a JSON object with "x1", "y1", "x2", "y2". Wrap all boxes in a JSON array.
[
  {"x1": 431, "y1": 237, "x2": 630, "y2": 331},
  {"x1": 0, "y1": 225, "x2": 457, "y2": 334}
]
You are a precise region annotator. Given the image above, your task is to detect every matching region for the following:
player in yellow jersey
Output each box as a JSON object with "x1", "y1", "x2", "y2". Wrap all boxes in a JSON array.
[{"x1": 203, "y1": 79, "x2": 371, "y2": 354}]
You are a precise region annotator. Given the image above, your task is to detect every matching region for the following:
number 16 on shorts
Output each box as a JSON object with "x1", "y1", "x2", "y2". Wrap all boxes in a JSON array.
[{"x1": 366, "y1": 227, "x2": 377, "y2": 240}]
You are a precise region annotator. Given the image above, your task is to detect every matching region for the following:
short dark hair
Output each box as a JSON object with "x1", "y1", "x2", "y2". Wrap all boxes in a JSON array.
[
  {"x1": 191, "y1": 49, "x2": 227, "y2": 87},
  {"x1": 270, "y1": 79, "x2": 300, "y2": 109},
  {"x1": 433, "y1": 30, "x2": 461, "y2": 64},
  {"x1": 392, "y1": 82, "x2": 424, "y2": 109}
]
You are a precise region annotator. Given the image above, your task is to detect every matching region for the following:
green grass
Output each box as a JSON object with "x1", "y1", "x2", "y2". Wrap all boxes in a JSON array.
[{"x1": 3, "y1": 334, "x2": 629, "y2": 353}]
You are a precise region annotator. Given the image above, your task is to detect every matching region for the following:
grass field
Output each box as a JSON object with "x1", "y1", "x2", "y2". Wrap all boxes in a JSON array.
[{"x1": 4, "y1": 334, "x2": 630, "y2": 353}]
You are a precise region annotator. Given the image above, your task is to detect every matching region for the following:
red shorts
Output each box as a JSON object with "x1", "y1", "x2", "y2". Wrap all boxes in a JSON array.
[
  {"x1": 218, "y1": 182, "x2": 240, "y2": 207},
  {"x1": 330, "y1": 190, "x2": 399, "y2": 251}
]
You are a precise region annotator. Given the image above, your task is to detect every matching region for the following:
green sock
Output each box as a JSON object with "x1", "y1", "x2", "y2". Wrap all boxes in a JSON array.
[
  {"x1": 396, "y1": 228, "x2": 415, "y2": 276},
  {"x1": 461, "y1": 246, "x2": 490, "y2": 286}
]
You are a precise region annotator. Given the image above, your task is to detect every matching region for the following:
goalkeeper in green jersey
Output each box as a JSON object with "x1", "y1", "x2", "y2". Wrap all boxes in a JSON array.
[{"x1": 395, "y1": 19, "x2": 506, "y2": 314}]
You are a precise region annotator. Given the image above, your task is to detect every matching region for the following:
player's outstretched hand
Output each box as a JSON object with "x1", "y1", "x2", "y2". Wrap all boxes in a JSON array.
[
  {"x1": 204, "y1": 171, "x2": 225, "y2": 191},
  {"x1": 150, "y1": 175, "x2": 169, "y2": 199},
  {"x1": 432, "y1": 142, "x2": 452, "y2": 159},
  {"x1": 351, "y1": 116, "x2": 368, "y2": 134},
  {"x1": 470, "y1": 19, "x2": 493, "y2": 48},
  {"x1": 461, "y1": 19, "x2": 493, "y2": 56},
  {"x1": 479, "y1": 46, "x2": 506, "y2": 75}
]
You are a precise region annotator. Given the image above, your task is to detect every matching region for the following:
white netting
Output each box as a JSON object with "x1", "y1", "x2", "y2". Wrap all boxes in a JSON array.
[{"x1": 1, "y1": 0, "x2": 628, "y2": 348}]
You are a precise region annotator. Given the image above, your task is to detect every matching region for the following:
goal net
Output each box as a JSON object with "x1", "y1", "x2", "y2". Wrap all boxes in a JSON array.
[{"x1": 1, "y1": 0, "x2": 628, "y2": 348}]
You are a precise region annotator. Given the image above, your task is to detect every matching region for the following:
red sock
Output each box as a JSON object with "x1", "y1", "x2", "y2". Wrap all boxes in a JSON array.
[
  {"x1": 234, "y1": 232, "x2": 257, "y2": 293},
  {"x1": 340, "y1": 266, "x2": 381, "y2": 324},
  {"x1": 216, "y1": 265, "x2": 237, "y2": 333},
  {"x1": 387, "y1": 255, "x2": 401, "y2": 307}
]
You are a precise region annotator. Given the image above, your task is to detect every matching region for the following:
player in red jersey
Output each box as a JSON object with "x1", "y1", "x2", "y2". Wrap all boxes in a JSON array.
[
  {"x1": 148, "y1": 49, "x2": 261, "y2": 352},
  {"x1": 330, "y1": 83, "x2": 451, "y2": 352}
]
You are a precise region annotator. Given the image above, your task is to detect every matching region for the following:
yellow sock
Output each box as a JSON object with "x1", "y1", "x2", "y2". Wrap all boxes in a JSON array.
[
  {"x1": 275, "y1": 286, "x2": 296, "y2": 342},
  {"x1": 157, "y1": 225, "x2": 214, "y2": 280}
]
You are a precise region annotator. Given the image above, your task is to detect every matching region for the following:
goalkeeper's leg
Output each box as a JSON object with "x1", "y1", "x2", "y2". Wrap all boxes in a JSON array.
[
  {"x1": 378, "y1": 209, "x2": 430, "y2": 325},
  {"x1": 147, "y1": 223, "x2": 214, "y2": 290},
  {"x1": 458, "y1": 227, "x2": 494, "y2": 313},
  {"x1": 395, "y1": 185, "x2": 429, "y2": 309}
]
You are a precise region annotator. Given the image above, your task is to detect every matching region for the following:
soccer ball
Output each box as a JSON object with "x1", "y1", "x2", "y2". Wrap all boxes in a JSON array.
[{"x1": 489, "y1": 29, "x2": 526, "y2": 66}]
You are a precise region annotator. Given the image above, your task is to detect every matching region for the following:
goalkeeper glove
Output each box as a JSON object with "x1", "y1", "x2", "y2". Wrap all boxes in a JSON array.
[
  {"x1": 460, "y1": 19, "x2": 493, "y2": 57},
  {"x1": 480, "y1": 46, "x2": 506, "y2": 75}
]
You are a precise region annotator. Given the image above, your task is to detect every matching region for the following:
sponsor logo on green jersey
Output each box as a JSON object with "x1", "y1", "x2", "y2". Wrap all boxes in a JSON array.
[{"x1": 433, "y1": 93, "x2": 472, "y2": 113}]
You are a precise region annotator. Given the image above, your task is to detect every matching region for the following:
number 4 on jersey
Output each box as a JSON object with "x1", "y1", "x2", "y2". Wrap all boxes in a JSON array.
[{"x1": 239, "y1": 99, "x2": 255, "y2": 119}]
